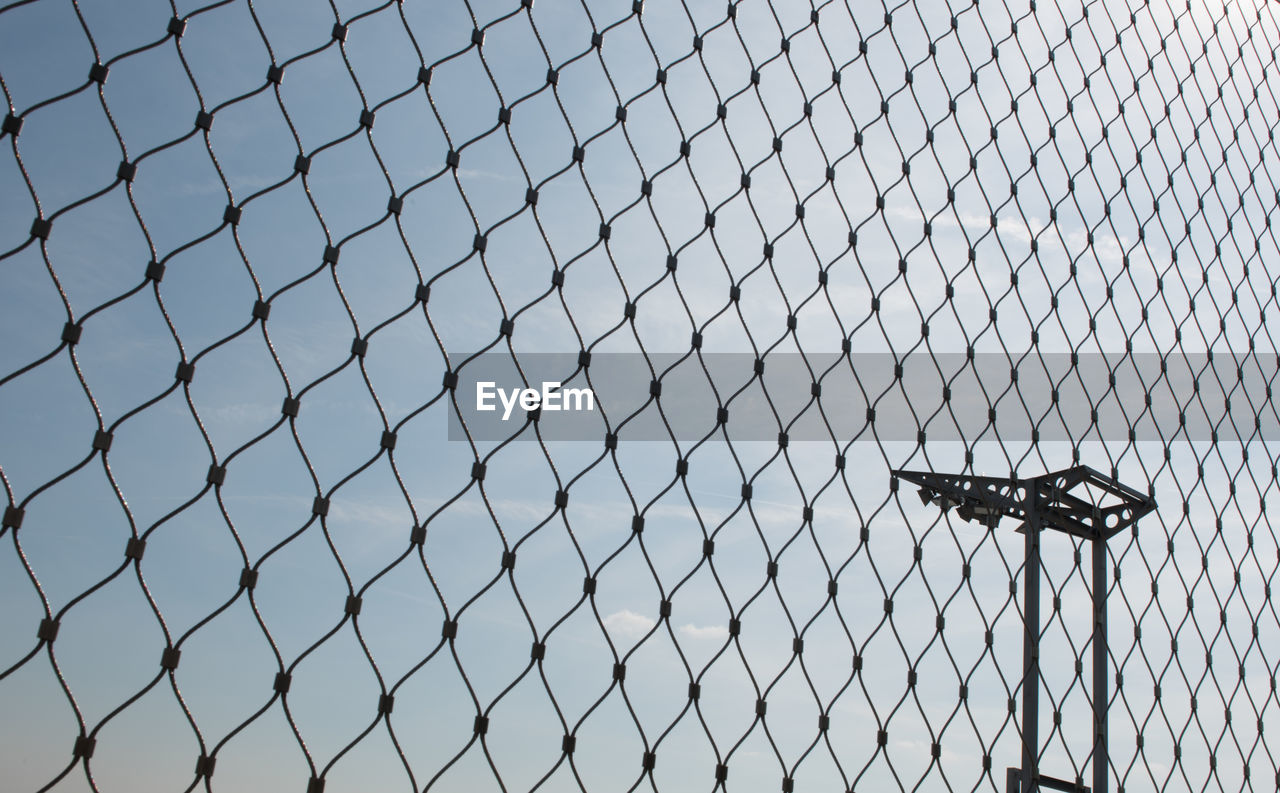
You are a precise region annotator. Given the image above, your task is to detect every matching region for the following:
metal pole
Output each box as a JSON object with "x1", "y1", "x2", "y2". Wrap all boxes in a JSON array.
[
  {"x1": 1022, "y1": 495, "x2": 1041, "y2": 793},
  {"x1": 1092, "y1": 538, "x2": 1108, "y2": 793}
]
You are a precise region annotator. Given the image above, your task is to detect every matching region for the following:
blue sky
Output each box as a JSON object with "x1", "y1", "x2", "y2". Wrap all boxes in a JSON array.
[{"x1": 3, "y1": 0, "x2": 1280, "y2": 792}]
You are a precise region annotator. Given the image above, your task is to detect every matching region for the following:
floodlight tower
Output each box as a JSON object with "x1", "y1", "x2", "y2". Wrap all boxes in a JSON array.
[{"x1": 890, "y1": 466, "x2": 1156, "y2": 793}]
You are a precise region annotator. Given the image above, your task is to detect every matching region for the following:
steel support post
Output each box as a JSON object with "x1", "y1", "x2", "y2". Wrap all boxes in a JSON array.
[
  {"x1": 1092, "y1": 538, "x2": 1108, "y2": 793},
  {"x1": 1021, "y1": 496, "x2": 1042, "y2": 793}
]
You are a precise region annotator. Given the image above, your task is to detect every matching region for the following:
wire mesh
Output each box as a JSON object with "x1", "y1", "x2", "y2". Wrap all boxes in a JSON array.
[{"x1": 2, "y1": 0, "x2": 1280, "y2": 792}]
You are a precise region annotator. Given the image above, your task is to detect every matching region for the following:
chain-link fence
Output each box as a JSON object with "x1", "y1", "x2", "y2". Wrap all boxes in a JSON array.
[{"x1": 3, "y1": 0, "x2": 1280, "y2": 791}]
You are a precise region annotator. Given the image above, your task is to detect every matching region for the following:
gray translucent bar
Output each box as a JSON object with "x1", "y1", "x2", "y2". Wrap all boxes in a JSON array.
[{"x1": 447, "y1": 352, "x2": 1280, "y2": 442}]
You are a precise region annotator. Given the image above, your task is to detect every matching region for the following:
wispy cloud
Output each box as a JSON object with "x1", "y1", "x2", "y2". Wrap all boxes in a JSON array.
[
  {"x1": 603, "y1": 609, "x2": 656, "y2": 638},
  {"x1": 604, "y1": 610, "x2": 732, "y2": 641},
  {"x1": 457, "y1": 167, "x2": 516, "y2": 182},
  {"x1": 677, "y1": 622, "x2": 728, "y2": 640}
]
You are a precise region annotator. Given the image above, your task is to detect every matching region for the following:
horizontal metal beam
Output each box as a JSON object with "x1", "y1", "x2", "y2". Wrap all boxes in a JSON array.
[
  {"x1": 1005, "y1": 768, "x2": 1091, "y2": 793},
  {"x1": 891, "y1": 466, "x2": 1155, "y2": 540},
  {"x1": 1037, "y1": 772, "x2": 1090, "y2": 792}
]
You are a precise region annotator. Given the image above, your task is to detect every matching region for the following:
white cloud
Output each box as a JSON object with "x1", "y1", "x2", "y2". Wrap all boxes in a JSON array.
[
  {"x1": 602, "y1": 609, "x2": 656, "y2": 638},
  {"x1": 677, "y1": 622, "x2": 729, "y2": 641}
]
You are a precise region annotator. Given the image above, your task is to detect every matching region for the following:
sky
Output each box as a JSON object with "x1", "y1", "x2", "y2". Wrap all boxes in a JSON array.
[{"x1": 3, "y1": 0, "x2": 1280, "y2": 792}]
